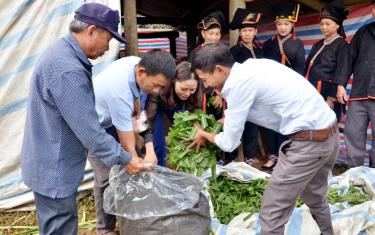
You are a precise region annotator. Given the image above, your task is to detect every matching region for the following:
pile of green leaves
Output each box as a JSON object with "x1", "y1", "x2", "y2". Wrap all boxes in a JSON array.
[
  {"x1": 327, "y1": 187, "x2": 371, "y2": 207},
  {"x1": 208, "y1": 177, "x2": 268, "y2": 224},
  {"x1": 209, "y1": 176, "x2": 372, "y2": 225},
  {"x1": 166, "y1": 111, "x2": 223, "y2": 177}
]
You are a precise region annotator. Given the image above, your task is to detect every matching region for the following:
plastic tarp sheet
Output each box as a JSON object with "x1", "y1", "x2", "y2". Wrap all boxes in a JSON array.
[
  {"x1": 206, "y1": 163, "x2": 375, "y2": 235},
  {"x1": 103, "y1": 165, "x2": 203, "y2": 220}
]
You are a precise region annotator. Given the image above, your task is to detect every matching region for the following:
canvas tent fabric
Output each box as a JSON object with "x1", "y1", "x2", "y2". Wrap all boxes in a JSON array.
[{"x1": 0, "y1": 0, "x2": 122, "y2": 211}]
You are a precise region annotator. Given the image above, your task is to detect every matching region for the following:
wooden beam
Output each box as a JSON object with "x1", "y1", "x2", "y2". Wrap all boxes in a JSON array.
[
  {"x1": 344, "y1": 0, "x2": 370, "y2": 6},
  {"x1": 229, "y1": 0, "x2": 246, "y2": 47},
  {"x1": 137, "y1": 16, "x2": 186, "y2": 26},
  {"x1": 297, "y1": 0, "x2": 324, "y2": 12},
  {"x1": 124, "y1": 0, "x2": 138, "y2": 56}
]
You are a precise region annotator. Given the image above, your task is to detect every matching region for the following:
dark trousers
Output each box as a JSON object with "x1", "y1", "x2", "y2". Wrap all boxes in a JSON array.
[
  {"x1": 34, "y1": 191, "x2": 78, "y2": 235},
  {"x1": 152, "y1": 111, "x2": 167, "y2": 166},
  {"x1": 87, "y1": 125, "x2": 118, "y2": 234},
  {"x1": 228, "y1": 122, "x2": 258, "y2": 161},
  {"x1": 345, "y1": 100, "x2": 375, "y2": 167},
  {"x1": 266, "y1": 128, "x2": 288, "y2": 156},
  {"x1": 88, "y1": 156, "x2": 116, "y2": 234}
]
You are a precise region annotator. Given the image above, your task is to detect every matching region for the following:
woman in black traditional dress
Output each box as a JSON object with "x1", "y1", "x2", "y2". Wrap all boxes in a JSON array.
[
  {"x1": 262, "y1": 3, "x2": 305, "y2": 171},
  {"x1": 227, "y1": 8, "x2": 263, "y2": 165},
  {"x1": 305, "y1": 0, "x2": 349, "y2": 122}
]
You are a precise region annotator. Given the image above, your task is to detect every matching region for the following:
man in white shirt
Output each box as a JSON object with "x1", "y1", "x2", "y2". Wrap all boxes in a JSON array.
[
  {"x1": 190, "y1": 43, "x2": 338, "y2": 235},
  {"x1": 90, "y1": 49, "x2": 176, "y2": 235}
]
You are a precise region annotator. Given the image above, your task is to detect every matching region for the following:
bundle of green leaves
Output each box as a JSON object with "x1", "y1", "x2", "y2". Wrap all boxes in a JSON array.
[
  {"x1": 327, "y1": 187, "x2": 371, "y2": 208},
  {"x1": 208, "y1": 177, "x2": 268, "y2": 224},
  {"x1": 166, "y1": 111, "x2": 223, "y2": 177},
  {"x1": 209, "y1": 176, "x2": 372, "y2": 225}
]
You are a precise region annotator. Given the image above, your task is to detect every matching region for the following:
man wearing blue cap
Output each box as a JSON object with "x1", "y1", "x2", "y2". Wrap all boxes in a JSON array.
[{"x1": 21, "y1": 3, "x2": 150, "y2": 234}]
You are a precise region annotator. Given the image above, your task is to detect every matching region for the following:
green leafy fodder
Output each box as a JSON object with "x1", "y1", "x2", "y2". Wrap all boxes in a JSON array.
[
  {"x1": 166, "y1": 111, "x2": 223, "y2": 177},
  {"x1": 208, "y1": 177, "x2": 268, "y2": 224},
  {"x1": 327, "y1": 187, "x2": 371, "y2": 206},
  {"x1": 208, "y1": 177, "x2": 371, "y2": 225}
]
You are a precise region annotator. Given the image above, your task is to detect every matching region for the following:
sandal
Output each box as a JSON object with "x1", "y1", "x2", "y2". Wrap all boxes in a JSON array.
[{"x1": 261, "y1": 159, "x2": 277, "y2": 172}]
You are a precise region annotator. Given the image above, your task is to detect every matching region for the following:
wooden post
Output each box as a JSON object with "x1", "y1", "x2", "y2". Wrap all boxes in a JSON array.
[
  {"x1": 169, "y1": 35, "x2": 177, "y2": 58},
  {"x1": 186, "y1": 23, "x2": 197, "y2": 57},
  {"x1": 229, "y1": 0, "x2": 246, "y2": 47},
  {"x1": 124, "y1": 0, "x2": 138, "y2": 56}
]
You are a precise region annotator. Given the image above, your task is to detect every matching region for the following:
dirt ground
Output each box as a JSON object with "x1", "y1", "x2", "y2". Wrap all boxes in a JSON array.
[{"x1": 0, "y1": 194, "x2": 98, "y2": 235}]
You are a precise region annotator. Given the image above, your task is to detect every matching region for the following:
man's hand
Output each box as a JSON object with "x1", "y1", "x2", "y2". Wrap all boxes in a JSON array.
[
  {"x1": 144, "y1": 151, "x2": 158, "y2": 165},
  {"x1": 212, "y1": 95, "x2": 223, "y2": 109},
  {"x1": 337, "y1": 85, "x2": 348, "y2": 104},
  {"x1": 188, "y1": 123, "x2": 218, "y2": 152},
  {"x1": 218, "y1": 117, "x2": 224, "y2": 124},
  {"x1": 144, "y1": 142, "x2": 158, "y2": 165},
  {"x1": 326, "y1": 100, "x2": 334, "y2": 109},
  {"x1": 124, "y1": 156, "x2": 151, "y2": 174},
  {"x1": 188, "y1": 125, "x2": 207, "y2": 152}
]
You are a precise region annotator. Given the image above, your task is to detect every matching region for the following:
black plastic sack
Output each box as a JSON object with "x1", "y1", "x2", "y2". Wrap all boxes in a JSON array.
[{"x1": 120, "y1": 193, "x2": 210, "y2": 235}]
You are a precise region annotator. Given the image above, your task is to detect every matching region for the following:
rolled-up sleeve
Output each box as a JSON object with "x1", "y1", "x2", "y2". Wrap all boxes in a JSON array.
[
  {"x1": 214, "y1": 73, "x2": 257, "y2": 152},
  {"x1": 49, "y1": 71, "x2": 131, "y2": 166}
]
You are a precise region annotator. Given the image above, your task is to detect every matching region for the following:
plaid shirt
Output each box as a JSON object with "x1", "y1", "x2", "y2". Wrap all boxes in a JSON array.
[{"x1": 21, "y1": 34, "x2": 131, "y2": 198}]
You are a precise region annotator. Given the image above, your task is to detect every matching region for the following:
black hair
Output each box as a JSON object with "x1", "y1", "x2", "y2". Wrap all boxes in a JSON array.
[
  {"x1": 160, "y1": 61, "x2": 201, "y2": 111},
  {"x1": 138, "y1": 49, "x2": 176, "y2": 80},
  {"x1": 191, "y1": 43, "x2": 235, "y2": 73}
]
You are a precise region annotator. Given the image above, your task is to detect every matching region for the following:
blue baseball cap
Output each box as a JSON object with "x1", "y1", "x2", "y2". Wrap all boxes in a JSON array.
[{"x1": 74, "y1": 3, "x2": 127, "y2": 44}]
